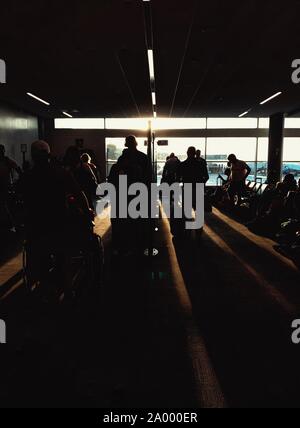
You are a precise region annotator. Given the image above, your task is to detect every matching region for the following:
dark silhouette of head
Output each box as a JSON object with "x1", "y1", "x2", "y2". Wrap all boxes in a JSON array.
[
  {"x1": 81, "y1": 153, "x2": 91, "y2": 164},
  {"x1": 196, "y1": 150, "x2": 201, "y2": 159},
  {"x1": 31, "y1": 140, "x2": 50, "y2": 165},
  {"x1": 187, "y1": 146, "x2": 196, "y2": 159},
  {"x1": 170, "y1": 153, "x2": 175, "y2": 158},
  {"x1": 228, "y1": 154, "x2": 237, "y2": 164},
  {"x1": 283, "y1": 173, "x2": 297, "y2": 191},
  {"x1": 283, "y1": 173, "x2": 295, "y2": 184},
  {"x1": 125, "y1": 135, "x2": 138, "y2": 151}
]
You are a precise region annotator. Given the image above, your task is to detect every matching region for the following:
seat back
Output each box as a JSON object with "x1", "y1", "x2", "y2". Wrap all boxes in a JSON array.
[
  {"x1": 260, "y1": 183, "x2": 269, "y2": 195},
  {"x1": 253, "y1": 182, "x2": 262, "y2": 194}
]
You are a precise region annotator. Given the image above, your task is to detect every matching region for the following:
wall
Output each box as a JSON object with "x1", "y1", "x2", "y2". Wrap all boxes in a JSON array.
[{"x1": 0, "y1": 103, "x2": 39, "y2": 166}]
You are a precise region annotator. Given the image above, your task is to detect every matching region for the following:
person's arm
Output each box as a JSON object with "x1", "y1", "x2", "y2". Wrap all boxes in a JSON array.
[
  {"x1": 177, "y1": 162, "x2": 183, "y2": 183},
  {"x1": 203, "y1": 160, "x2": 209, "y2": 184},
  {"x1": 162, "y1": 163, "x2": 168, "y2": 183}
]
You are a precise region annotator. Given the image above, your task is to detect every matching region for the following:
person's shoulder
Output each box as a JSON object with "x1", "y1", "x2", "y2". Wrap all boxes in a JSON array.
[{"x1": 137, "y1": 150, "x2": 148, "y2": 159}]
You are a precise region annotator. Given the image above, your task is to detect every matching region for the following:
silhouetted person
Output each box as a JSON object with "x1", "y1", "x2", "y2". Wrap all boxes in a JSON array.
[
  {"x1": 20, "y1": 141, "x2": 91, "y2": 290},
  {"x1": 0, "y1": 144, "x2": 21, "y2": 231},
  {"x1": 21, "y1": 141, "x2": 90, "y2": 237},
  {"x1": 195, "y1": 149, "x2": 209, "y2": 184},
  {"x1": 218, "y1": 162, "x2": 231, "y2": 185},
  {"x1": 179, "y1": 147, "x2": 209, "y2": 188},
  {"x1": 162, "y1": 153, "x2": 180, "y2": 185},
  {"x1": 179, "y1": 146, "x2": 209, "y2": 221},
  {"x1": 117, "y1": 135, "x2": 151, "y2": 185},
  {"x1": 0, "y1": 144, "x2": 21, "y2": 196},
  {"x1": 81, "y1": 153, "x2": 100, "y2": 184},
  {"x1": 110, "y1": 136, "x2": 151, "y2": 255},
  {"x1": 108, "y1": 152, "x2": 130, "y2": 254},
  {"x1": 64, "y1": 146, "x2": 98, "y2": 208},
  {"x1": 227, "y1": 154, "x2": 251, "y2": 205},
  {"x1": 282, "y1": 173, "x2": 297, "y2": 194}
]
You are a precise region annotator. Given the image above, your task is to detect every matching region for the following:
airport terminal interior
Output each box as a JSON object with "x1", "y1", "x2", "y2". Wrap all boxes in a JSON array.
[{"x1": 2, "y1": 0, "x2": 300, "y2": 409}]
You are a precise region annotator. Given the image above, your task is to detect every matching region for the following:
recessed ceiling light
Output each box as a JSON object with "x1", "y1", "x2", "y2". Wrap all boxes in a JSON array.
[
  {"x1": 27, "y1": 92, "x2": 50, "y2": 106},
  {"x1": 152, "y1": 92, "x2": 156, "y2": 105},
  {"x1": 260, "y1": 92, "x2": 282, "y2": 105},
  {"x1": 148, "y1": 50, "x2": 155, "y2": 81},
  {"x1": 62, "y1": 112, "x2": 73, "y2": 118},
  {"x1": 239, "y1": 110, "x2": 251, "y2": 118}
]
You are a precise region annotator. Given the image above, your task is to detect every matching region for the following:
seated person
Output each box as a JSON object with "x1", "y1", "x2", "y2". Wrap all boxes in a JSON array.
[
  {"x1": 248, "y1": 182, "x2": 287, "y2": 236},
  {"x1": 20, "y1": 141, "x2": 91, "y2": 290}
]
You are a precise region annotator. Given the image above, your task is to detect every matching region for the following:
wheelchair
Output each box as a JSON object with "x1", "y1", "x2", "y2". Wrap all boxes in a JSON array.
[{"x1": 23, "y1": 217, "x2": 104, "y2": 302}]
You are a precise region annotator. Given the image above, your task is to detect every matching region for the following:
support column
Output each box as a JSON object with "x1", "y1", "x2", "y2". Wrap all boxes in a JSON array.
[{"x1": 268, "y1": 113, "x2": 285, "y2": 184}]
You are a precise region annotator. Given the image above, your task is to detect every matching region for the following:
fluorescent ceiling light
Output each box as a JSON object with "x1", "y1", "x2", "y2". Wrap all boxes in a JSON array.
[
  {"x1": 62, "y1": 111, "x2": 73, "y2": 118},
  {"x1": 148, "y1": 50, "x2": 155, "y2": 81},
  {"x1": 152, "y1": 92, "x2": 156, "y2": 105},
  {"x1": 260, "y1": 92, "x2": 282, "y2": 105},
  {"x1": 27, "y1": 92, "x2": 50, "y2": 106},
  {"x1": 239, "y1": 110, "x2": 250, "y2": 118}
]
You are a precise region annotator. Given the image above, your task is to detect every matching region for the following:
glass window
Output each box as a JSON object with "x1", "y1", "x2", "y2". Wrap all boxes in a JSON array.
[
  {"x1": 283, "y1": 138, "x2": 300, "y2": 161},
  {"x1": 206, "y1": 138, "x2": 256, "y2": 161},
  {"x1": 156, "y1": 138, "x2": 205, "y2": 162},
  {"x1": 206, "y1": 162, "x2": 229, "y2": 186},
  {"x1": 156, "y1": 138, "x2": 205, "y2": 183},
  {"x1": 206, "y1": 138, "x2": 256, "y2": 186},
  {"x1": 153, "y1": 118, "x2": 206, "y2": 130},
  {"x1": 258, "y1": 118, "x2": 270, "y2": 129},
  {"x1": 257, "y1": 138, "x2": 269, "y2": 161},
  {"x1": 282, "y1": 162, "x2": 300, "y2": 180},
  {"x1": 285, "y1": 119, "x2": 300, "y2": 129},
  {"x1": 105, "y1": 118, "x2": 150, "y2": 130},
  {"x1": 207, "y1": 118, "x2": 258, "y2": 129},
  {"x1": 282, "y1": 138, "x2": 300, "y2": 180},
  {"x1": 54, "y1": 118, "x2": 105, "y2": 129},
  {"x1": 256, "y1": 138, "x2": 269, "y2": 183}
]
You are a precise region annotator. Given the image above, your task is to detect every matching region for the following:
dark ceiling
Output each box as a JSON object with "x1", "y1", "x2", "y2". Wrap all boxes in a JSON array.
[{"x1": 1, "y1": 0, "x2": 300, "y2": 119}]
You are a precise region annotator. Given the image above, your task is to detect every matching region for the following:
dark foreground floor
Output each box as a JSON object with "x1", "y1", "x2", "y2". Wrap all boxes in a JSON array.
[{"x1": 1, "y1": 208, "x2": 300, "y2": 408}]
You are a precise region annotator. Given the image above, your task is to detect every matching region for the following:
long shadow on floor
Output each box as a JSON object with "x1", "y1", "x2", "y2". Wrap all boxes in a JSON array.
[
  {"x1": 0, "y1": 227, "x2": 197, "y2": 408},
  {"x1": 172, "y1": 214, "x2": 300, "y2": 408}
]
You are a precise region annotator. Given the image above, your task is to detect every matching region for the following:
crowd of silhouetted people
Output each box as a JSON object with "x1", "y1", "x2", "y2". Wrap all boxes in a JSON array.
[
  {"x1": 247, "y1": 175, "x2": 300, "y2": 260},
  {"x1": 1, "y1": 135, "x2": 300, "y2": 280}
]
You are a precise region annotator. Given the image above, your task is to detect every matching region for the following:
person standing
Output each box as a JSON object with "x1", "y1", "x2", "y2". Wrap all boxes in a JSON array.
[
  {"x1": 179, "y1": 146, "x2": 209, "y2": 218},
  {"x1": 227, "y1": 154, "x2": 251, "y2": 205},
  {"x1": 162, "y1": 153, "x2": 180, "y2": 185},
  {"x1": 81, "y1": 153, "x2": 100, "y2": 184},
  {"x1": 0, "y1": 144, "x2": 21, "y2": 231}
]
